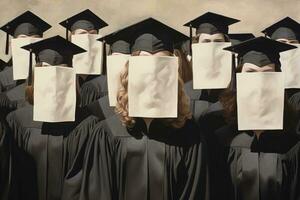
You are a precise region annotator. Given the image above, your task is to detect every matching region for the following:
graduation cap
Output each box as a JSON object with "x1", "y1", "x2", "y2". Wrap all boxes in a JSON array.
[
  {"x1": 97, "y1": 28, "x2": 132, "y2": 74},
  {"x1": 228, "y1": 33, "x2": 255, "y2": 45},
  {"x1": 97, "y1": 28, "x2": 132, "y2": 54},
  {"x1": 21, "y1": 35, "x2": 86, "y2": 85},
  {"x1": 183, "y1": 12, "x2": 240, "y2": 54},
  {"x1": 125, "y1": 18, "x2": 189, "y2": 53},
  {"x1": 224, "y1": 36, "x2": 296, "y2": 67},
  {"x1": 228, "y1": 33, "x2": 256, "y2": 70},
  {"x1": 0, "y1": 11, "x2": 51, "y2": 55},
  {"x1": 224, "y1": 36, "x2": 296, "y2": 91},
  {"x1": 59, "y1": 9, "x2": 108, "y2": 40},
  {"x1": 262, "y1": 17, "x2": 300, "y2": 41}
]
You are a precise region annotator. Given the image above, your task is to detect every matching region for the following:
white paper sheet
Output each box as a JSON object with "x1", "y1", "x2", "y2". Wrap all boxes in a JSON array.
[
  {"x1": 128, "y1": 56, "x2": 178, "y2": 118},
  {"x1": 72, "y1": 34, "x2": 103, "y2": 74},
  {"x1": 192, "y1": 42, "x2": 232, "y2": 89},
  {"x1": 33, "y1": 66, "x2": 76, "y2": 122},
  {"x1": 107, "y1": 55, "x2": 130, "y2": 107},
  {"x1": 11, "y1": 37, "x2": 42, "y2": 80},
  {"x1": 237, "y1": 72, "x2": 284, "y2": 130},
  {"x1": 280, "y1": 44, "x2": 300, "y2": 88}
]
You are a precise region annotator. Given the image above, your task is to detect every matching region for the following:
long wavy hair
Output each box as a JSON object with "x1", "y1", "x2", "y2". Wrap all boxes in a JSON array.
[
  {"x1": 220, "y1": 63, "x2": 298, "y2": 132},
  {"x1": 115, "y1": 51, "x2": 192, "y2": 129}
]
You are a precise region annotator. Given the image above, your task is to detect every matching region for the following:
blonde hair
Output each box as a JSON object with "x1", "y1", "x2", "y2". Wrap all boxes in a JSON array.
[{"x1": 115, "y1": 51, "x2": 192, "y2": 129}]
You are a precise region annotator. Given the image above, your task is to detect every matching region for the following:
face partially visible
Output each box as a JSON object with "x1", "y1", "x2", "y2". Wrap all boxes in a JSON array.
[
  {"x1": 198, "y1": 33, "x2": 226, "y2": 43},
  {"x1": 276, "y1": 38, "x2": 299, "y2": 44},
  {"x1": 112, "y1": 52, "x2": 130, "y2": 56},
  {"x1": 15, "y1": 34, "x2": 41, "y2": 39},
  {"x1": 139, "y1": 50, "x2": 172, "y2": 56},
  {"x1": 241, "y1": 63, "x2": 276, "y2": 73},
  {"x1": 72, "y1": 28, "x2": 97, "y2": 35}
]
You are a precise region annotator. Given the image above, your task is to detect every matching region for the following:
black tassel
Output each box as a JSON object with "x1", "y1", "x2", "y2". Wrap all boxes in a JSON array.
[
  {"x1": 28, "y1": 50, "x2": 33, "y2": 86},
  {"x1": 5, "y1": 33, "x2": 9, "y2": 55},
  {"x1": 66, "y1": 28, "x2": 69, "y2": 41},
  {"x1": 230, "y1": 53, "x2": 237, "y2": 92},
  {"x1": 189, "y1": 24, "x2": 193, "y2": 56},
  {"x1": 102, "y1": 40, "x2": 107, "y2": 75}
]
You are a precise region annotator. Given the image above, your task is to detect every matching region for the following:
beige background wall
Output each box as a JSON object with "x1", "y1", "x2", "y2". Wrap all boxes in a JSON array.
[{"x1": 0, "y1": 0, "x2": 299, "y2": 60}]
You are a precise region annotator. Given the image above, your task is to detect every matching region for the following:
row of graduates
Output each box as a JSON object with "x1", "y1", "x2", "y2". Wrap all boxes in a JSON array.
[{"x1": 0, "y1": 9, "x2": 300, "y2": 200}]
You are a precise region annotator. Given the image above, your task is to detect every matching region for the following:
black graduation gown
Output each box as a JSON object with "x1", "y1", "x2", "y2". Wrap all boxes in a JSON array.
[
  {"x1": 62, "y1": 116, "x2": 209, "y2": 200},
  {"x1": 197, "y1": 107, "x2": 232, "y2": 200},
  {"x1": 288, "y1": 90, "x2": 300, "y2": 111},
  {"x1": 0, "y1": 105, "x2": 90, "y2": 200},
  {"x1": 0, "y1": 83, "x2": 27, "y2": 120},
  {"x1": 79, "y1": 75, "x2": 108, "y2": 107},
  {"x1": 33, "y1": 97, "x2": 115, "y2": 200},
  {"x1": 0, "y1": 67, "x2": 16, "y2": 93},
  {"x1": 0, "y1": 83, "x2": 27, "y2": 151},
  {"x1": 6, "y1": 105, "x2": 43, "y2": 135},
  {"x1": 224, "y1": 130, "x2": 300, "y2": 200},
  {"x1": 184, "y1": 80, "x2": 223, "y2": 120},
  {"x1": 0, "y1": 102, "x2": 37, "y2": 200},
  {"x1": 62, "y1": 95, "x2": 116, "y2": 199},
  {"x1": 4, "y1": 96, "x2": 115, "y2": 200}
]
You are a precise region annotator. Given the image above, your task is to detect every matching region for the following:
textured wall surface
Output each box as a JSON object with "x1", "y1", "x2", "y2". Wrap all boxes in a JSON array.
[{"x1": 0, "y1": 0, "x2": 299, "y2": 60}]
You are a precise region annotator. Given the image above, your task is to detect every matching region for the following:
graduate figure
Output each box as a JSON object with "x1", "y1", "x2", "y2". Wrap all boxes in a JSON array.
[
  {"x1": 1, "y1": 35, "x2": 90, "y2": 200},
  {"x1": 216, "y1": 37, "x2": 299, "y2": 200},
  {"x1": 62, "y1": 24, "x2": 133, "y2": 199},
  {"x1": 59, "y1": 9, "x2": 109, "y2": 107},
  {"x1": 183, "y1": 12, "x2": 240, "y2": 119},
  {"x1": 262, "y1": 17, "x2": 300, "y2": 111},
  {"x1": 0, "y1": 11, "x2": 51, "y2": 93},
  {"x1": 0, "y1": 11, "x2": 51, "y2": 128},
  {"x1": 62, "y1": 18, "x2": 209, "y2": 200}
]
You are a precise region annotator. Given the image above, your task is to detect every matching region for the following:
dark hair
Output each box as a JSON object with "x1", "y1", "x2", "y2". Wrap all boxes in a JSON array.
[{"x1": 173, "y1": 48, "x2": 193, "y2": 83}]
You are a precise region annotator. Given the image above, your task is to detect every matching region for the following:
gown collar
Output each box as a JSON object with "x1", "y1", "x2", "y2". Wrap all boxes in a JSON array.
[{"x1": 249, "y1": 130, "x2": 300, "y2": 154}]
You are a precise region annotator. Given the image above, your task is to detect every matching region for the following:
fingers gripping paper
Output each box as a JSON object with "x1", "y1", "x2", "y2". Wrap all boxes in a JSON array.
[
  {"x1": 72, "y1": 34, "x2": 103, "y2": 74},
  {"x1": 280, "y1": 44, "x2": 300, "y2": 88},
  {"x1": 33, "y1": 66, "x2": 76, "y2": 122},
  {"x1": 11, "y1": 38, "x2": 42, "y2": 80},
  {"x1": 192, "y1": 42, "x2": 232, "y2": 89},
  {"x1": 237, "y1": 72, "x2": 284, "y2": 130},
  {"x1": 128, "y1": 56, "x2": 178, "y2": 118},
  {"x1": 107, "y1": 55, "x2": 130, "y2": 107}
]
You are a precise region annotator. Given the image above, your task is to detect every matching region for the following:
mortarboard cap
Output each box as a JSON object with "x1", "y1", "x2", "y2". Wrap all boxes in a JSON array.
[
  {"x1": 59, "y1": 9, "x2": 108, "y2": 40},
  {"x1": 21, "y1": 35, "x2": 86, "y2": 85},
  {"x1": 127, "y1": 18, "x2": 189, "y2": 53},
  {"x1": 97, "y1": 28, "x2": 132, "y2": 54},
  {"x1": 262, "y1": 17, "x2": 300, "y2": 41},
  {"x1": 183, "y1": 12, "x2": 239, "y2": 54},
  {"x1": 228, "y1": 33, "x2": 255, "y2": 45},
  {"x1": 0, "y1": 11, "x2": 51, "y2": 55},
  {"x1": 224, "y1": 36, "x2": 297, "y2": 68}
]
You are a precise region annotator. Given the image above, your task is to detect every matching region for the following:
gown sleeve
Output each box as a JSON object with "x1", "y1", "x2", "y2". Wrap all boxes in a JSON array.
[
  {"x1": 282, "y1": 141, "x2": 300, "y2": 200},
  {"x1": 178, "y1": 136, "x2": 210, "y2": 200},
  {"x1": 0, "y1": 67, "x2": 16, "y2": 93},
  {"x1": 79, "y1": 76, "x2": 108, "y2": 107},
  {"x1": 62, "y1": 121, "x2": 115, "y2": 200},
  {"x1": 0, "y1": 116, "x2": 38, "y2": 200},
  {"x1": 288, "y1": 91, "x2": 300, "y2": 111}
]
